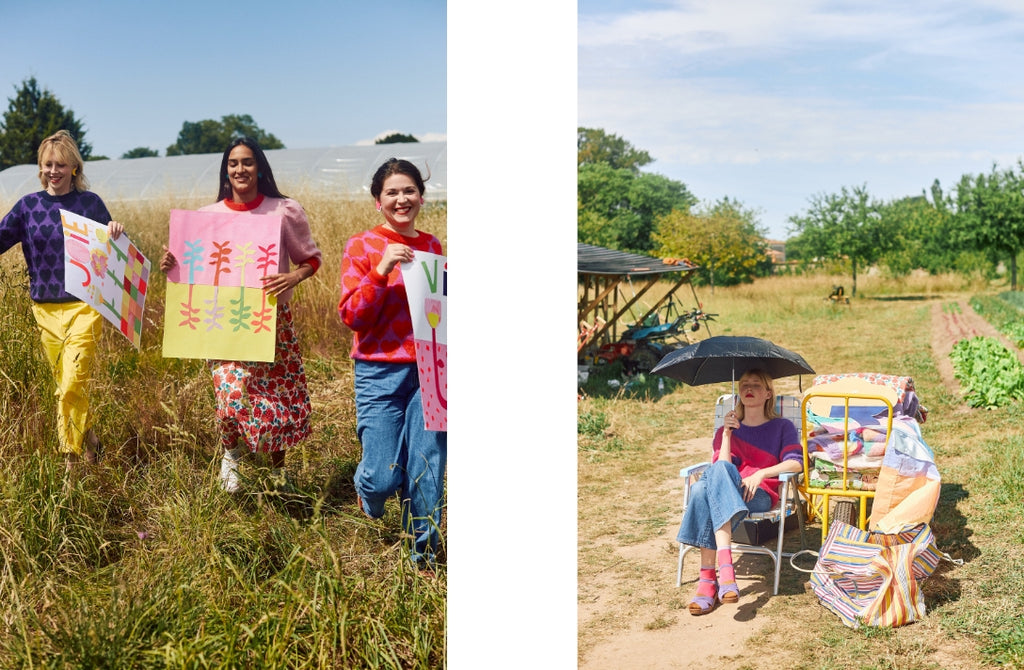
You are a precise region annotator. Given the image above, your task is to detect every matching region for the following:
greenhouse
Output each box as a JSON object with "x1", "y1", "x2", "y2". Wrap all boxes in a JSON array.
[{"x1": 0, "y1": 141, "x2": 447, "y2": 203}]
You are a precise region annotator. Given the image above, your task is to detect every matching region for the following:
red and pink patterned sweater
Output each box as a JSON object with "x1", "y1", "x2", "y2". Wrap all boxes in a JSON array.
[{"x1": 338, "y1": 225, "x2": 444, "y2": 363}]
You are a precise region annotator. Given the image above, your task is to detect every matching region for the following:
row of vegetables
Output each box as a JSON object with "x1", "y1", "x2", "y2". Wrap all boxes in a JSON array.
[{"x1": 951, "y1": 294, "x2": 1024, "y2": 408}]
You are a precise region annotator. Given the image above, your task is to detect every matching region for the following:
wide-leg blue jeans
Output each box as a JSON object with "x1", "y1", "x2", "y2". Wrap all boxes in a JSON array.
[
  {"x1": 676, "y1": 460, "x2": 771, "y2": 550},
  {"x1": 354, "y1": 360, "x2": 447, "y2": 565}
]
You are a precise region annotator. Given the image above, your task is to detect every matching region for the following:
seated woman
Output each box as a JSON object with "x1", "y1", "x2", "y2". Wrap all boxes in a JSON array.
[{"x1": 677, "y1": 368, "x2": 803, "y2": 615}]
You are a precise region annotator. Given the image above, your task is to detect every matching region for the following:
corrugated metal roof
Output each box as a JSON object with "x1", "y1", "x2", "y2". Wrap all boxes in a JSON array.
[
  {"x1": 0, "y1": 141, "x2": 446, "y2": 202},
  {"x1": 577, "y1": 243, "x2": 698, "y2": 276}
]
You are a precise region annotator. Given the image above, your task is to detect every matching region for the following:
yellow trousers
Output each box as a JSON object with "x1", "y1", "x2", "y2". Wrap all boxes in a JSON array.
[{"x1": 30, "y1": 302, "x2": 101, "y2": 455}]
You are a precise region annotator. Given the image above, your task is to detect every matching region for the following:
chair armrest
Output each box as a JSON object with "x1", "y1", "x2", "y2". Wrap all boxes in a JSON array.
[
  {"x1": 680, "y1": 462, "x2": 711, "y2": 479},
  {"x1": 778, "y1": 471, "x2": 799, "y2": 482}
]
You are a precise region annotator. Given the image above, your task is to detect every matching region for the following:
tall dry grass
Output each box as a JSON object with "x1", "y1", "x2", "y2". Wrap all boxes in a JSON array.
[{"x1": 0, "y1": 189, "x2": 446, "y2": 669}]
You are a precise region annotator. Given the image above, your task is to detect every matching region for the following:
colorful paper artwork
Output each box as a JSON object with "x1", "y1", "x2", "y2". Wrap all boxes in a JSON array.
[
  {"x1": 401, "y1": 252, "x2": 447, "y2": 431},
  {"x1": 60, "y1": 209, "x2": 151, "y2": 349},
  {"x1": 161, "y1": 209, "x2": 282, "y2": 362}
]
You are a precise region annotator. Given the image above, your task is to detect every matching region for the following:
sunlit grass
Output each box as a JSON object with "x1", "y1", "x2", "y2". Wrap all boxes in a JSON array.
[{"x1": 578, "y1": 272, "x2": 1023, "y2": 669}]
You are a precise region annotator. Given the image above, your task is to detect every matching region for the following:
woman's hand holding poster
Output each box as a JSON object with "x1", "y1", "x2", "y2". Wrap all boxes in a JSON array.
[
  {"x1": 61, "y1": 209, "x2": 151, "y2": 349},
  {"x1": 401, "y1": 252, "x2": 447, "y2": 431}
]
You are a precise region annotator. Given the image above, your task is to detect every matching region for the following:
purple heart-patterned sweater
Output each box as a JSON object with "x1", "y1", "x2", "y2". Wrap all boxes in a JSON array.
[{"x1": 0, "y1": 190, "x2": 113, "y2": 303}]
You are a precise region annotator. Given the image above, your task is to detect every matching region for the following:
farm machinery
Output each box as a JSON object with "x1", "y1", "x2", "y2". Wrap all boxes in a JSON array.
[{"x1": 588, "y1": 299, "x2": 717, "y2": 374}]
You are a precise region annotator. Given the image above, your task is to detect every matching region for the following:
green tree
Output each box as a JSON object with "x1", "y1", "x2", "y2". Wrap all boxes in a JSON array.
[
  {"x1": 787, "y1": 184, "x2": 888, "y2": 296},
  {"x1": 376, "y1": 132, "x2": 418, "y2": 144},
  {"x1": 654, "y1": 197, "x2": 769, "y2": 291},
  {"x1": 0, "y1": 77, "x2": 91, "y2": 170},
  {"x1": 578, "y1": 161, "x2": 696, "y2": 254},
  {"x1": 165, "y1": 114, "x2": 284, "y2": 155},
  {"x1": 875, "y1": 183, "x2": 990, "y2": 278},
  {"x1": 577, "y1": 127, "x2": 652, "y2": 173},
  {"x1": 951, "y1": 163, "x2": 1024, "y2": 290},
  {"x1": 121, "y1": 147, "x2": 159, "y2": 159}
]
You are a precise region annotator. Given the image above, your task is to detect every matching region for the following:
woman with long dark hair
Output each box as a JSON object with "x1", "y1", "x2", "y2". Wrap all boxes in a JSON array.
[{"x1": 160, "y1": 137, "x2": 322, "y2": 492}]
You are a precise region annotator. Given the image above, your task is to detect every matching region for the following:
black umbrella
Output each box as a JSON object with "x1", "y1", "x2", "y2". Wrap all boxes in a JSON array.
[{"x1": 651, "y1": 335, "x2": 814, "y2": 388}]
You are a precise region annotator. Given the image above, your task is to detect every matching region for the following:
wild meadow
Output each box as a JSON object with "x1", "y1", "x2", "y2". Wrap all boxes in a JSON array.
[
  {"x1": 578, "y1": 271, "x2": 1024, "y2": 669},
  {"x1": 0, "y1": 189, "x2": 447, "y2": 669}
]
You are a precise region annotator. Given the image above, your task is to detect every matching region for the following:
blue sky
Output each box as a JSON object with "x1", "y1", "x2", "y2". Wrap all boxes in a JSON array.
[
  {"x1": 579, "y1": 0, "x2": 1024, "y2": 240},
  {"x1": 0, "y1": 1, "x2": 446, "y2": 158}
]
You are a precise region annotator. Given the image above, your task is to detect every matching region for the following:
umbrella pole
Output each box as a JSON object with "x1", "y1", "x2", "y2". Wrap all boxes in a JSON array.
[{"x1": 721, "y1": 367, "x2": 735, "y2": 464}]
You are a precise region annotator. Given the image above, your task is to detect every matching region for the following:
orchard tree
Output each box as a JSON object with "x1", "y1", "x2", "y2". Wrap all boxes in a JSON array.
[
  {"x1": 0, "y1": 77, "x2": 91, "y2": 170},
  {"x1": 121, "y1": 147, "x2": 159, "y2": 158},
  {"x1": 578, "y1": 161, "x2": 696, "y2": 254},
  {"x1": 951, "y1": 163, "x2": 1024, "y2": 290},
  {"x1": 376, "y1": 132, "x2": 418, "y2": 143},
  {"x1": 577, "y1": 127, "x2": 652, "y2": 173},
  {"x1": 577, "y1": 128, "x2": 694, "y2": 253},
  {"x1": 654, "y1": 197, "x2": 769, "y2": 291},
  {"x1": 876, "y1": 183, "x2": 985, "y2": 277},
  {"x1": 787, "y1": 184, "x2": 888, "y2": 296},
  {"x1": 166, "y1": 114, "x2": 284, "y2": 155}
]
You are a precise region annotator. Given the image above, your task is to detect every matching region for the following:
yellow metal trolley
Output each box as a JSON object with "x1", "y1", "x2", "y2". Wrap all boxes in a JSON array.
[{"x1": 798, "y1": 390, "x2": 895, "y2": 542}]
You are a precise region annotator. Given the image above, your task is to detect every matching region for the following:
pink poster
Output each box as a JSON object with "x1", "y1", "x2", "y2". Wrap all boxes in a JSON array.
[
  {"x1": 401, "y1": 252, "x2": 447, "y2": 432},
  {"x1": 161, "y1": 209, "x2": 282, "y2": 362}
]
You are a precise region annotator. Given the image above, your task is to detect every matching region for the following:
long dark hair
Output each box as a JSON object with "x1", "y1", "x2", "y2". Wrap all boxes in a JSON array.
[
  {"x1": 370, "y1": 158, "x2": 426, "y2": 200},
  {"x1": 217, "y1": 136, "x2": 286, "y2": 201}
]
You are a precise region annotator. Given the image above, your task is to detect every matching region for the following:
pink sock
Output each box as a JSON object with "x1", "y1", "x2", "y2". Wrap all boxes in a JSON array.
[
  {"x1": 717, "y1": 548, "x2": 735, "y2": 583},
  {"x1": 697, "y1": 566, "x2": 717, "y2": 597}
]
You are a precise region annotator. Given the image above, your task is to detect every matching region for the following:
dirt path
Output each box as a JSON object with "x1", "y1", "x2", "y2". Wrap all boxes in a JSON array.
[{"x1": 578, "y1": 297, "x2": 1001, "y2": 669}]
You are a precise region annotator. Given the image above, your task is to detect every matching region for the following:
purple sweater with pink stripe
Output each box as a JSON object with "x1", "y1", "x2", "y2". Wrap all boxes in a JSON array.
[
  {"x1": 0, "y1": 190, "x2": 112, "y2": 303},
  {"x1": 712, "y1": 418, "x2": 802, "y2": 506}
]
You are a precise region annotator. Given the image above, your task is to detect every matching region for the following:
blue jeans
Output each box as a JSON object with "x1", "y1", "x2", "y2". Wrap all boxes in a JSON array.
[
  {"x1": 354, "y1": 360, "x2": 447, "y2": 565},
  {"x1": 676, "y1": 461, "x2": 772, "y2": 550}
]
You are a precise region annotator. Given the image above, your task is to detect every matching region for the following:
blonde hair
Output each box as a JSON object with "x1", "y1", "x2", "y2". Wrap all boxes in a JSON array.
[
  {"x1": 735, "y1": 369, "x2": 778, "y2": 421},
  {"x1": 37, "y1": 130, "x2": 88, "y2": 191}
]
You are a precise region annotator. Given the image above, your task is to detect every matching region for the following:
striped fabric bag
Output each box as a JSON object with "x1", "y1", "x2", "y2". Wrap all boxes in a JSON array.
[{"x1": 809, "y1": 521, "x2": 944, "y2": 628}]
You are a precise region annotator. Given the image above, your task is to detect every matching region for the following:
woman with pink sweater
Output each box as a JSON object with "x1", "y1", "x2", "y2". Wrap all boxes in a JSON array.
[
  {"x1": 338, "y1": 158, "x2": 447, "y2": 570},
  {"x1": 160, "y1": 137, "x2": 322, "y2": 493}
]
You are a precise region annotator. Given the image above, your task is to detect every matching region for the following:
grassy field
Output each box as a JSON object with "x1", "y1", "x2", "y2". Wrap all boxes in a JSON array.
[
  {"x1": 0, "y1": 190, "x2": 446, "y2": 669},
  {"x1": 578, "y1": 271, "x2": 1024, "y2": 669}
]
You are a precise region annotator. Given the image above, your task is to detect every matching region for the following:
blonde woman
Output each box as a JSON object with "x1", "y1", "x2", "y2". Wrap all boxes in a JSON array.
[
  {"x1": 0, "y1": 130, "x2": 124, "y2": 466},
  {"x1": 676, "y1": 368, "x2": 802, "y2": 614}
]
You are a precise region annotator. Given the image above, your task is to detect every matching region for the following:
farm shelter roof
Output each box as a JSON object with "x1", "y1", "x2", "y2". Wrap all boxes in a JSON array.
[
  {"x1": 0, "y1": 142, "x2": 446, "y2": 203},
  {"x1": 578, "y1": 243, "x2": 701, "y2": 351},
  {"x1": 578, "y1": 242, "x2": 699, "y2": 276}
]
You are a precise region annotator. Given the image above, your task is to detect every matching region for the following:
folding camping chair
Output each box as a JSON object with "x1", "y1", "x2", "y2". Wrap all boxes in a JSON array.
[{"x1": 676, "y1": 394, "x2": 807, "y2": 595}]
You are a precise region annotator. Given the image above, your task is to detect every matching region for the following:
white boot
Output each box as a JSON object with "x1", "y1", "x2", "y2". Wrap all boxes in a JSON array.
[{"x1": 220, "y1": 447, "x2": 244, "y2": 493}]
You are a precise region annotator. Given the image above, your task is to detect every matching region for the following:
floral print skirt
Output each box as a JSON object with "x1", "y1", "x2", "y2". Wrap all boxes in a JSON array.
[{"x1": 209, "y1": 303, "x2": 311, "y2": 453}]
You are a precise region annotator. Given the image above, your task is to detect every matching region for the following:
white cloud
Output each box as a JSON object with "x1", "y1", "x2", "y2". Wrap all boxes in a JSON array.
[{"x1": 579, "y1": 0, "x2": 1024, "y2": 238}]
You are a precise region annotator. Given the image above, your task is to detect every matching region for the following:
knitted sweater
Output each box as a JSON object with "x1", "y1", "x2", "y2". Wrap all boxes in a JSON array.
[
  {"x1": 712, "y1": 418, "x2": 802, "y2": 507},
  {"x1": 0, "y1": 190, "x2": 113, "y2": 303},
  {"x1": 199, "y1": 195, "x2": 322, "y2": 304},
  {"x1": 338, "y1": 225, "x2": 444, "y2": 363}
]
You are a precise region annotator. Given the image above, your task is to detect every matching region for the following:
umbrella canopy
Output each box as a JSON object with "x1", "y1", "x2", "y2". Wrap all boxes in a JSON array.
[{"x1": 651, "y1": 335, "x2": 814, "y2": 386}]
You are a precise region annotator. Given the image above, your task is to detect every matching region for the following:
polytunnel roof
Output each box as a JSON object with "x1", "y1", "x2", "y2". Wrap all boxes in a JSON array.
[{"x1": 0, "y1": 141, "x2": 446, "y2": 202}]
